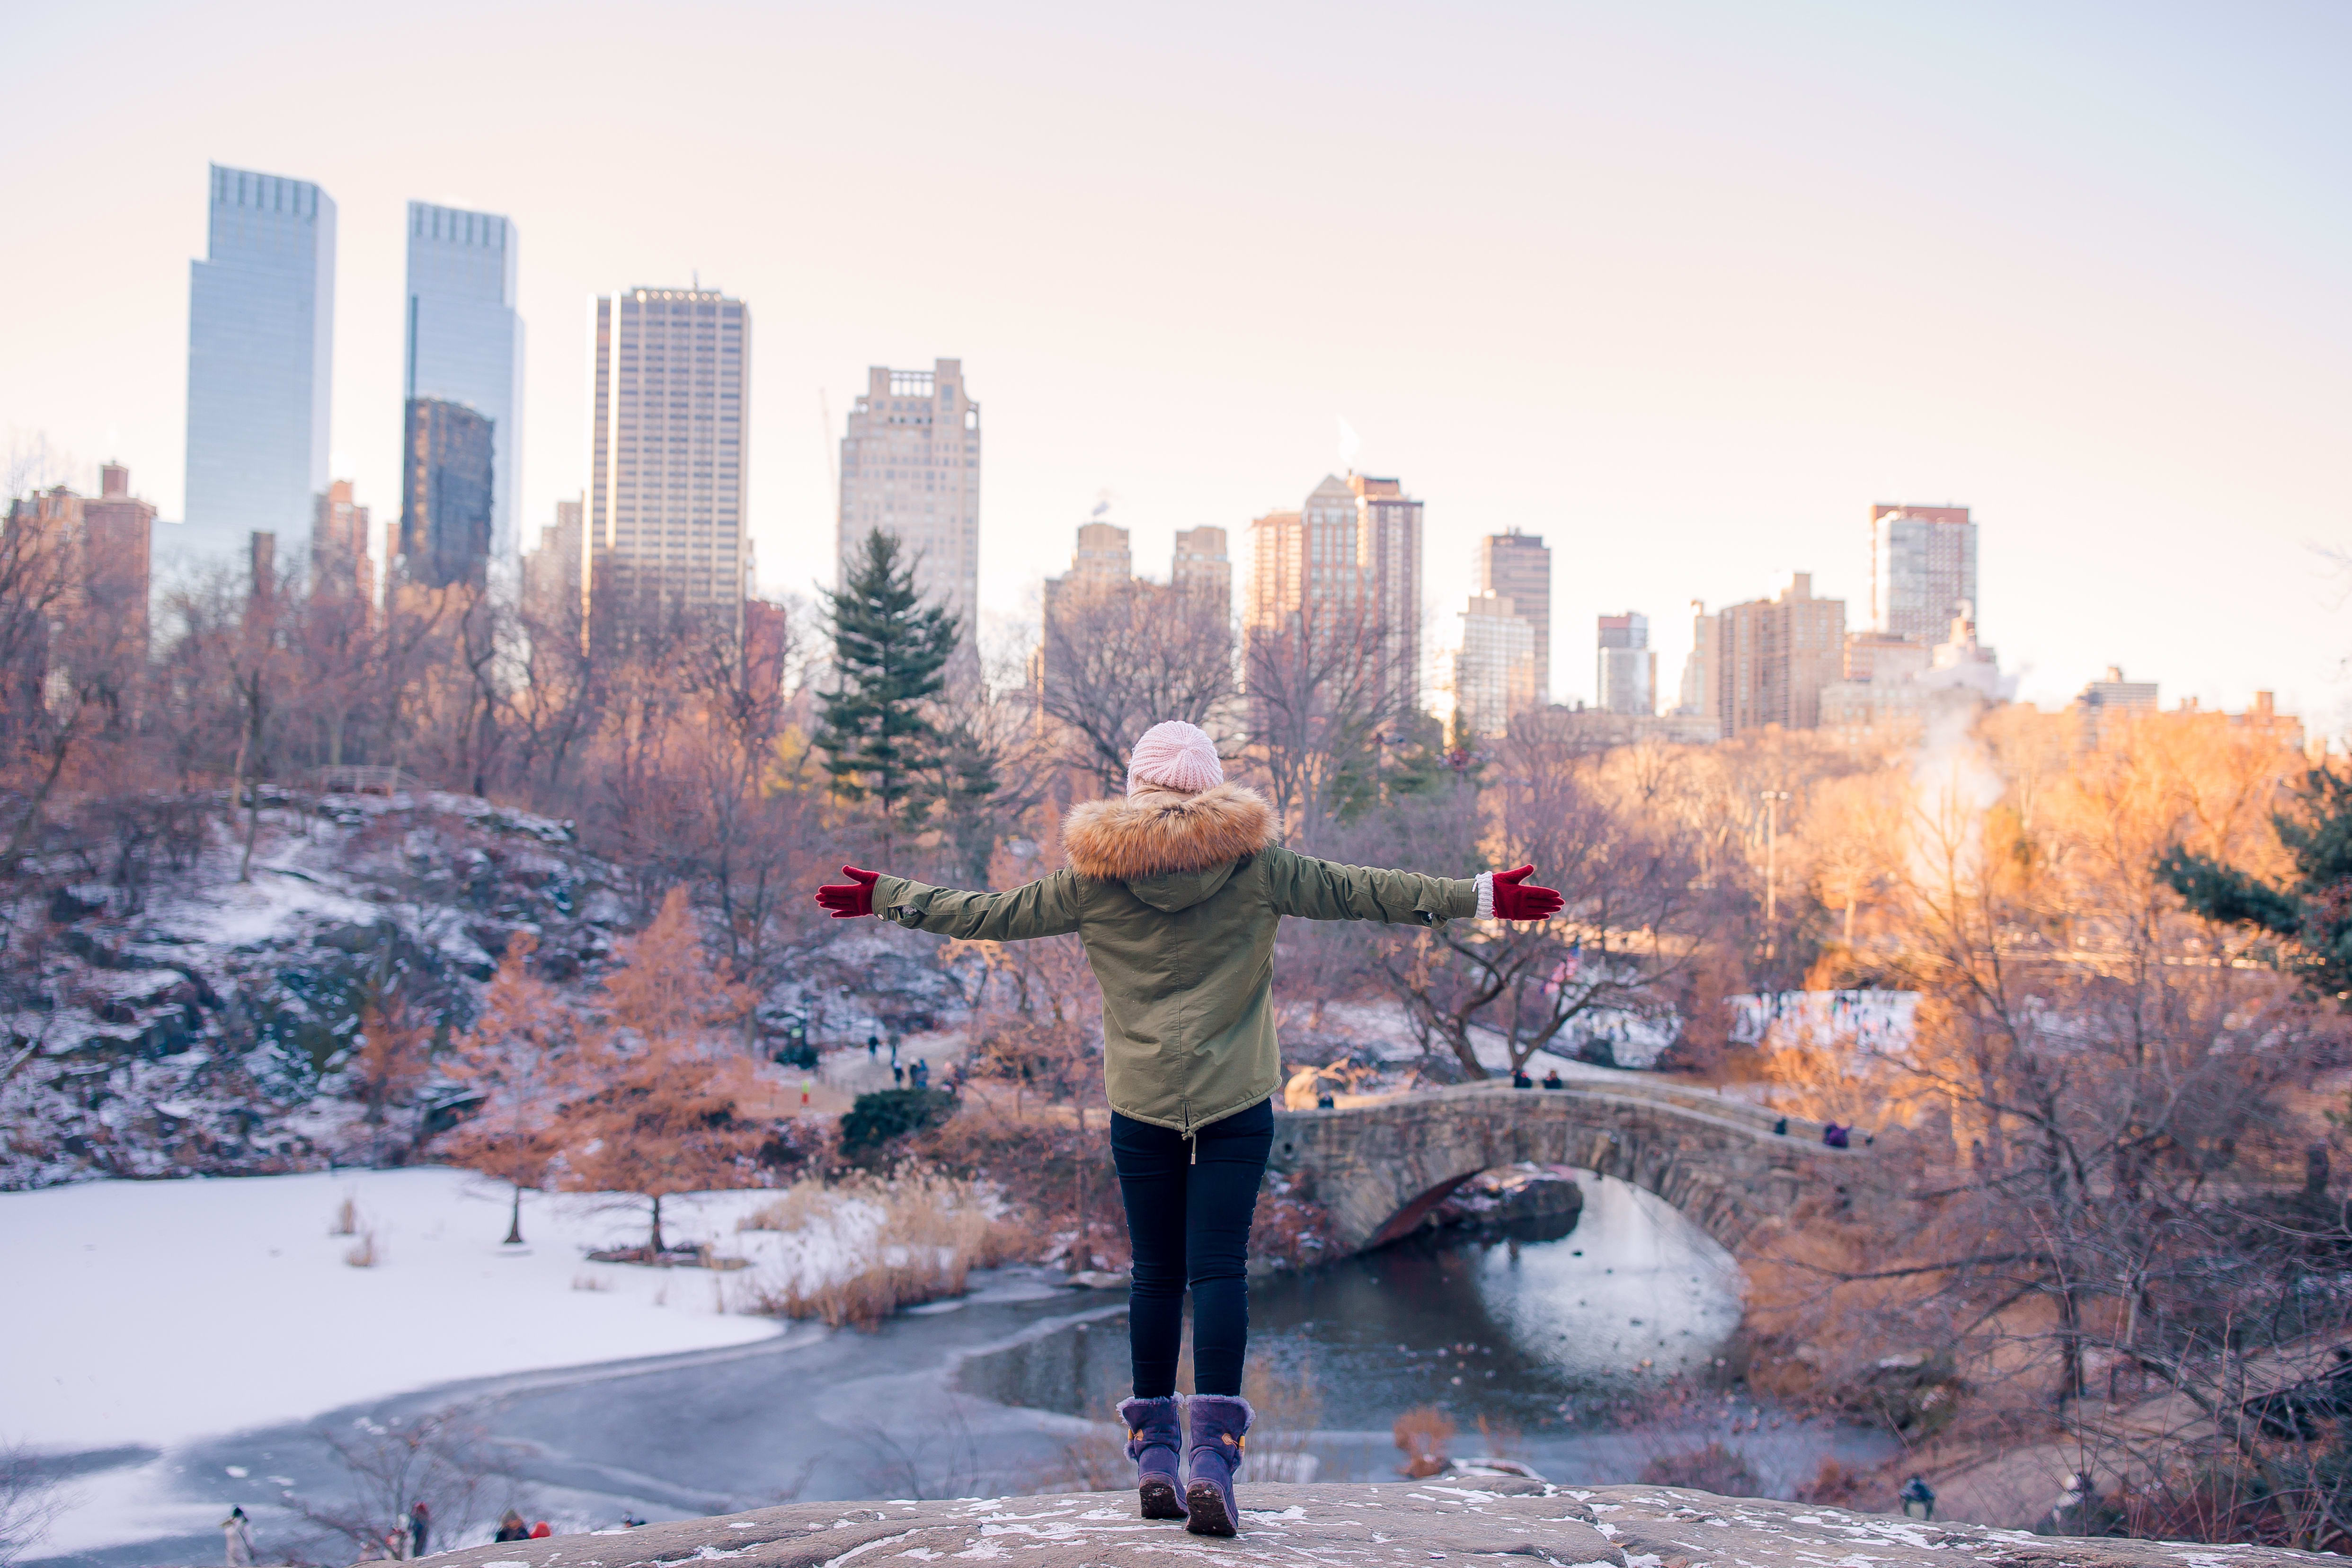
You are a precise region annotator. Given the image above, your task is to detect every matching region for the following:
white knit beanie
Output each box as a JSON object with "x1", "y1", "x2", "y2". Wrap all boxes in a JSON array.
[{"x1": 1126, "y1": 720, "x2": 1225, "y2": 797}]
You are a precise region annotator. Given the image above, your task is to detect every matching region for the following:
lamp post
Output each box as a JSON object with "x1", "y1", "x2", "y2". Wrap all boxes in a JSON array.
[{"x1": 1759, "y1": 790, "x2": 1790, "y2": 959}]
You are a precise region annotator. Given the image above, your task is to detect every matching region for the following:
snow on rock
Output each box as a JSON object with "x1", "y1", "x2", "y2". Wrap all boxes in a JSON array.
[
  {"x1": 1, "y1": 1167, "x2": 791, "y2": 1453},
  {"x1": 422, "y1": 1483, "x2": 2339, "y2": 1568}
]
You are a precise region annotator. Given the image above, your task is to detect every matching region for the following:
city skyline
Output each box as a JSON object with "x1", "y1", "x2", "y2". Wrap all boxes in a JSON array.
[{"x1": 4, "y1": 3, "x2": 2345, "y2": 723}]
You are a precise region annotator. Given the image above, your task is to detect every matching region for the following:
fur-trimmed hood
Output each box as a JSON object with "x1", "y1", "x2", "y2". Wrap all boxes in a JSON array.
[{"x1": 1064, "y1": 783, "x2": 1276, "y2": 886}]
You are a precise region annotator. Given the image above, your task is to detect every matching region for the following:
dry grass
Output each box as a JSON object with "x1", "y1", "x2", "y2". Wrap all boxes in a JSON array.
[
  {"x1": 1393, "y1": 1404, "x2": 1455, "y2": 1479},
  {"x1": 331, "y1": 1195, "x2": 358, "y2": 1236},
  {"x1": 570, "y1": 1272, "x2": 612, "y2": 1292},
  {"x1": 738, "y1": 1171, "x2": 1024, "y2": 1328},
  {"x1": 344, "y1": 1229, "x2": 379, "y2": 1268}
]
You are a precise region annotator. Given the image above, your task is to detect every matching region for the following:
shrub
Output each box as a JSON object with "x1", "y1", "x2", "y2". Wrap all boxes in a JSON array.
[{"x1": 840, "y1": 1089, "x2": 957, "y2": 1165}]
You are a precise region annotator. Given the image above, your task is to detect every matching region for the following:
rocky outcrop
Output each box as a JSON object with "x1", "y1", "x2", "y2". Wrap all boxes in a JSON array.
[{"x1": 429, "y1": 1483, "x2": 2325, "y2": 1568}]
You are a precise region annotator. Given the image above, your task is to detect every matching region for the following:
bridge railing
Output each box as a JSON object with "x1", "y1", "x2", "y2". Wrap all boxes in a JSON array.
[{"x1": 1291, "y1": 1074, "x2": 1837, "y2": 1146}]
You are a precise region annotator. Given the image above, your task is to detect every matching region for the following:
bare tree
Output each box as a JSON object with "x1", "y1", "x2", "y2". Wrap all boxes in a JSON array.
[
  {"x1": 1243, "y1": 593, "x2": 1410, "y2": 839},
  {"x1": 286, "y1": 1408, "x2": 524, "y2": 1561},
  {"x1": 1353, "y1": 731, "x2": 1709, "y2": 1080},
  {"x1": 1038, "y1": 581, "x2": 1235, "y2": 795},
  {"x1": 0, "y1": 1443, "x2": 66, "y2": 1568}
]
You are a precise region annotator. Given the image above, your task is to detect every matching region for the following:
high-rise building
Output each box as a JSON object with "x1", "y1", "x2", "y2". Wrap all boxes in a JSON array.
[
  {"x1": 405, "y1": 203, "x2": 523, "y2": 589},
  {"x1": 1454, "y1": 593, "x2": 1538, "y2": 740},
  {"x1": 1244, "y1": 473, "x2": 1423, "y2": 717},
  {"x1": 521, "y1": 498, "x2": 584, "y2": 630},
  {"x1": 1067, "y1": 518, "x2": 1133, "y2": 597},
  {"x1": 837, "y1": 360, "x2": 980, "y2": 634},
  {"x1": 6, "y1": 464, "x2": 155, "y2": 655},
  {"x1": 1870, "y1": 503, "x2": 1976, "y2": 646},
  {"x1": 587, "y1": 288, "x2": 751, "y2": 626},
  {"x1": 1173, "y1": 526, "x2": 1232, "y2": 618},
  {"x1": 1675, "y1": 602, "x2": 1718, "y2": 725},
  {"x1": 1596, "y1": 612, "x2": 1655, "y2": 716},
  {"x1": 311, "y1": 478, "x2": 373, "y2": 607},
  {"x1": 1715, "y1": 573, "x2": 1846, "y2": 735},
  {"x1": 398, "y1": 399, "x2": 494, "y2": 592},
  {"x1": 180, "y1": 164, "x2": 335, "y2": 572},
  {"x1": 1479, "y1": 532, "x2": 1551, "y2": 706},
  {"x1": 1351, "y1": 474, "x2": 1423, "y2": 717}
]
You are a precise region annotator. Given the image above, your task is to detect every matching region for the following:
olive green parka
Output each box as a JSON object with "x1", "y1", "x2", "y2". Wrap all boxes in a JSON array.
[{"x1": 868, "y1": 783, "x2": 1482, "y2": 1133}]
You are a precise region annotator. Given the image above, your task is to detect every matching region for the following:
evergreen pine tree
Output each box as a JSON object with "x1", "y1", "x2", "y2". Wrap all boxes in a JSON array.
[{"x1": 817, "y1": 530, "x2": 959, "y2": 850}]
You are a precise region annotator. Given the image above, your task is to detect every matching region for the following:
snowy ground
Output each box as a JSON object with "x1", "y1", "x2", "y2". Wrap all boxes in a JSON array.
[{"x1": 4, "y1": 1168, "x2": 804, "y2": 1457}]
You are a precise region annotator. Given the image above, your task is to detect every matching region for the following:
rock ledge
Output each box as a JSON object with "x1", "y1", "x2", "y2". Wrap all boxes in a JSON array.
[{"x1": 430, "y1": 1483, "x2": 2327, "y2": 1568}]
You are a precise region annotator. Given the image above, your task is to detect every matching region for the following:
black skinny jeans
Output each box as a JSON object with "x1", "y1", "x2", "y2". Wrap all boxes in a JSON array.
[{"x1": 1110, "y1": 1098, "x2": 1274, "y2": 1399}]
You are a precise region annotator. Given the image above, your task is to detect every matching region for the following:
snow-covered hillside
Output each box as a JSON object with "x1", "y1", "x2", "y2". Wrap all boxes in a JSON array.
[{"x1": 0, "y1": 791, "x2": 958, "y2": 1190}]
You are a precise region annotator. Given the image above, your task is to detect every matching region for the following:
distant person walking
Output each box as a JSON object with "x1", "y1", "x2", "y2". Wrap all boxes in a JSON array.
[
  {"x1": 910, "y1": 1059, "x2": 930, "y2": 1091},
  {"x1": 222, "y1": 1506, "x2": 256, "y2": 1568},
  {"x1": 817, "y1": 718, "x2": 1560, "y2": 1537},
  {"x1": 409, "y1": 1501, "x2": 431, "y2": 1558},
  {"x1": 800, "y1": 1076, "x2": 812, "y2": 1107},
  {"x1": 892, "y1": 1062, "x2": 905, "y2": 1088}
]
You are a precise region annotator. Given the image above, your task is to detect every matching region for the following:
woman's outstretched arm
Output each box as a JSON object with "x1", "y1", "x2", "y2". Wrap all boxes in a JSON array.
[
  {"x1": 1259, "y1": 850, "x2": 1562, "y2": 925},
  {"x1": 815, "y1": 865, "x2": 1082, "y2": 941}
]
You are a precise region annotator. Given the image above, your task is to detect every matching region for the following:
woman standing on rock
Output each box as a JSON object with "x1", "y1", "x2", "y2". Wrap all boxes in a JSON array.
[{"x1": 817, "y1": 720, "x2": 1561, "y2": 1536}]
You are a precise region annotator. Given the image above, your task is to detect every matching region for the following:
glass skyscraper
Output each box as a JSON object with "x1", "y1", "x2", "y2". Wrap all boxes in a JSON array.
[
  {"x1": 405, "y1": 202, "x2": 523, "y2": 590},
  {"x1": 400, "y1": 399, "x2": 496, "y2": 591},
  {"x1": 179, "y1": 164, "x2": 336, "y2": 573}
]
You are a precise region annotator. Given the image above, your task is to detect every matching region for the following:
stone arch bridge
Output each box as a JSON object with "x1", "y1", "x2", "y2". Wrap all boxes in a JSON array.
[{"x1": 1268, "y1": 1080, "x2": 1860, "y2": 1258}]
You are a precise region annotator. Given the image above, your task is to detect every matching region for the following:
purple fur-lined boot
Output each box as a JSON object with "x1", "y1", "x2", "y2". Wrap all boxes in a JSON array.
[
  {"x1": 1182, "y1": 1394, "x2": 1253, "y2": 1537},
  {"x1": 1117, "y1": 1396, "x2": 1187, "y2": 1520}
]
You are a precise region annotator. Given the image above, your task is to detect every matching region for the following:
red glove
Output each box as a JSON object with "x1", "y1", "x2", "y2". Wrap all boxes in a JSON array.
[
  {"x1": 815, "y1": 866, "x2": 882, "y2": 919},
  {"x1": 1492, "y1": 864, "x2": 1563, "y2": 922}
]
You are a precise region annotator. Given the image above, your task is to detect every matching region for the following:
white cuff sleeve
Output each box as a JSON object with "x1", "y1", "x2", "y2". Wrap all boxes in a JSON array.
[{"x1": 1474, "y1": 871, "x2": 1495, "y2": 920}]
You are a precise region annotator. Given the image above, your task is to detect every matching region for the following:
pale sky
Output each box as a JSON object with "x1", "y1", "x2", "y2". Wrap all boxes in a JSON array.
[{"x1": 3, "y1": 0, "x2": 2346, "y2": 722}]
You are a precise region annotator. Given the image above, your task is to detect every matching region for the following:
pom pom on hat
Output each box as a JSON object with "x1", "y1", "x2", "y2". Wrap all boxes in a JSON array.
[{"x1": 1127, "y1": 720, "x2": 1224, "y2": 797}]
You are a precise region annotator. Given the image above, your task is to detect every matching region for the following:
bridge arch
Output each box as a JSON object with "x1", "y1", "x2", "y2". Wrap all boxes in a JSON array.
[{"x1": 1267, "y1": 1081, "x2": 1854, "y2": 1259}]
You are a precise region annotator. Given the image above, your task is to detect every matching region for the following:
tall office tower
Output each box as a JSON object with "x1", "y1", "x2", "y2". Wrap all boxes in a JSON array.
[
  {"x1": 1350, "y1": 473, "x2": 1424, "y2": 717},
  {"x1": 1041, "y1": 518, "x2": 1131, "y2": 633},
  {"x1": 1596, "y1": 611, "x2": 1655, "y2": 716},
  {"x1": 311, "y1": 478, "x2": 373, "y2": 607},
  {"x1": 1478, "y1": 532, "x2": 1551, "y2": 706},
  {"x1": 1067, "y1": 518, "x2": 1133, "y2": 596},
  {"x1": 587, "y1": 288, "x2": 752, "y2": 627},
  {"x1": 521, "y1": 498, "x2": 584, "y2": 629},
  {"x1": 406, "y1": 203, "x2": 523, "y2": 588},
  {"x1": 1172, "y1": 526, "x2": 1232, "y2": 619},
  {"x1": 1870, "y1": 502, "x2": 1976, "y2": 645},
  {"x1": 1675, "y1": 602, "x2": 1717, "y2": 723},
  {"x1": 398, "y1": 399, "x2": 494, "y2": 591},
  {"x1": 1715, "y1": 573, "x2": 1846, "y2": 735},
  {"x1": 836, "y1": 360, "x2": 980, "y2": 635},
  {"x1": 1244, "y1": 474, "x2": 1423, "y2": 716},
  {"x1": 1454, "y1": 592, "x2": 1538, "y2": 740},
  {"x1": 1039, "y1": 518, "x2": 1134, "y2": 710},
  {"x1": 182, "y1": 165, "x2": 335, "y2": 572}
]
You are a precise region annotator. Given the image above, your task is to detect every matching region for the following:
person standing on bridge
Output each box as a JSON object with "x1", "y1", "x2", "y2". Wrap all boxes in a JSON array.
[{"x1": 816, "y1": 719, "x2": 1562, "y2": 1537}]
